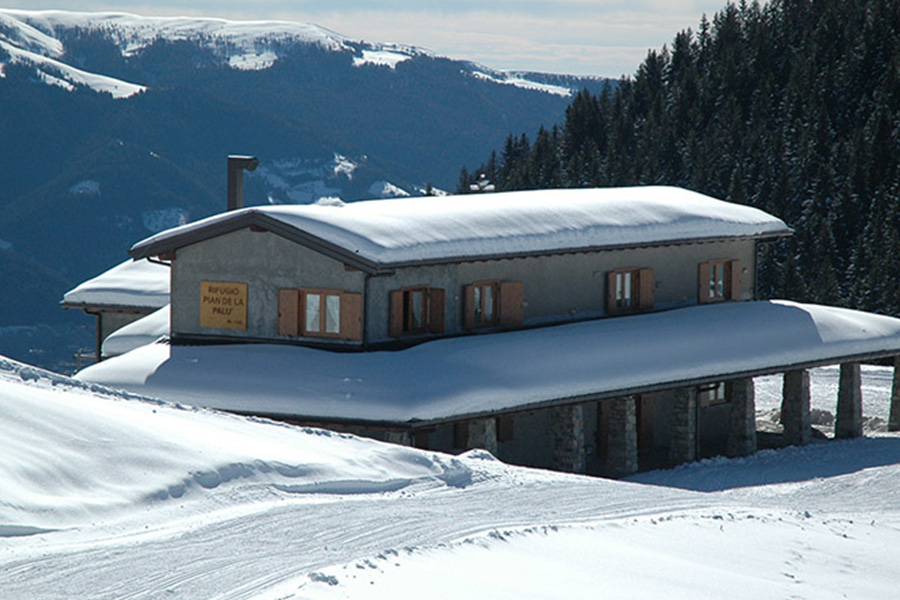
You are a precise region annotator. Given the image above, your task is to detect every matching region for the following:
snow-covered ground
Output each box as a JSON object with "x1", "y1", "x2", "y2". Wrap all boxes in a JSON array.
[{"x1": 2, "y1": 354, "x2": 899, "y2": 599}]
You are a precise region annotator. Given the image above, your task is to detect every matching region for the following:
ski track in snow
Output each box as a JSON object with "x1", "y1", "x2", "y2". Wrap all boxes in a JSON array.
[{"x1": 0, "y1": 467, "x2": 710, "y2": 599}]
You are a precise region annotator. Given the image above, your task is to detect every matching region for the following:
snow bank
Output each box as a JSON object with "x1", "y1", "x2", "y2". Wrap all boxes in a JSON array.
[
  {"x1": 0, "y1": 355, "x2": 471, "y2": 530},
  {"x1": 101, "y1": 305, "x2": 169, "y2": 357}
]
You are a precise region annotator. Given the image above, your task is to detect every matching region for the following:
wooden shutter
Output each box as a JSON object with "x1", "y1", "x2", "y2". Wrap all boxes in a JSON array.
[
  {"x1": 606, "y1": 271, "x2": 618, "y2": 314},
  {"x1": 499, "y1": 281, "x2": 524, "y2": 327},
  {"x1": 638, "y1": 268, "x2": 654, "y2": 310},
  {"x1": 697, "y1": 262, "x2": 711, "y2": 304},
  {"x1": 340, "y1": 292, "x2": 362, "y2": 341},
  {"x1": 389, "y1": 290, "x2": 404, "y2": 337},
  {"x1": 428, "y1": 287, "x2": 445, "y2": 334},
  {"x1": 729, "y1": 259, "x2": 742, "y2": 300},
  {"x1": 277, "y1": 289, "x2": 300, "y2": 336},
  {"x1": 463, "y1": 284, "x2": 476, "y2": 329}
]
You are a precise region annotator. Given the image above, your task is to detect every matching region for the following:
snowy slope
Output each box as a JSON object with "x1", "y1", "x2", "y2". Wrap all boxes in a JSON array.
[{"x1": 3, "y1": 352, "x2": 900, "y2": 599}]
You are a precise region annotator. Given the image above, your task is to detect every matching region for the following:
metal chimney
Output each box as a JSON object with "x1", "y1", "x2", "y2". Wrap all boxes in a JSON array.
[{"x1": 227, "y1": 155, "x2": 260, "y2": 211}]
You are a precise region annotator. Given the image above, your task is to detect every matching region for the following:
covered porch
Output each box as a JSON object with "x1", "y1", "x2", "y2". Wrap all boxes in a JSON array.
[{"x1": 77, "y1": 300, "x2": 900, "y2": 477}]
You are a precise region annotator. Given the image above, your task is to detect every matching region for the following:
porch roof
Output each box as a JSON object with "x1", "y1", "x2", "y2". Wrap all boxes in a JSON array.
[{"x1": 76, "y1": 300, "x2": 900, "y2": 426}]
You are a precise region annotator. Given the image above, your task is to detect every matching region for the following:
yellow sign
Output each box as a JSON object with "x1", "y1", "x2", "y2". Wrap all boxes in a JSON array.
[{"x1": 200, "y1": 281, "x2": 247, "y2": 330}]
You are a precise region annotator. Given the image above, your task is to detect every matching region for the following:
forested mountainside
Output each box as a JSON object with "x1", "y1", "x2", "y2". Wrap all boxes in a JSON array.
[{"x1": 461, "y1": 0, "x2": 900, "y2": 315}]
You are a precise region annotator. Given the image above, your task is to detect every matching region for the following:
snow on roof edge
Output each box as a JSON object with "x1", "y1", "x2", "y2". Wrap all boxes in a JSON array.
[
  {"x1": 129, "y1": 187, "x2": 793, "y2": 268},
  {"x1": 62, "y1": 258, "x2": 170, "y2": 309}
]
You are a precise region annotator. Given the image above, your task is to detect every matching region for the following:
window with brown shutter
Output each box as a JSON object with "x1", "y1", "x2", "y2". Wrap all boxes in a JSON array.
[
  {"x1": 606, "y1": 268, "x2": 654, "y2": 314},
  {"x1": 389, "y1": 286, "x2": 445, "y2": 337},
  {"x1": 280, "y1": 288, "x2": 362, "y2": 340},
  {"x1": 698, "y1": 260, "x2": 742, "y2": 303},
  {"x1": 464, "y1": 280, "x2": 524, "y2": 330}
]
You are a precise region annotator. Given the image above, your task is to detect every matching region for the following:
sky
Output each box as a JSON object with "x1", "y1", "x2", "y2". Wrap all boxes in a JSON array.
[{"x1": 4, "y1": 1, "x2": 744, "y2": 77}]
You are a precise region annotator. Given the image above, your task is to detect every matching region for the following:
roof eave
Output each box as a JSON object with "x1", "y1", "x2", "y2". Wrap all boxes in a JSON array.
[
  {"x1": 374, "y1": 229, "x2": 794, "y2": 271},
  {"x1": 129, "y1": 211, "x2": 382, "y2": 274}
]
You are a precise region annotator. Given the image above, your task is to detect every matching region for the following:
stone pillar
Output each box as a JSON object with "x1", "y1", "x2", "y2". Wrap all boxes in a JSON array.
[
  {"x1": 726, "y1": 378, "x2": 757, "y2": 457},
  {"x1": 782, "y1": 369, "x2": 812, "y2": 445},
  {"x1": 552, "y1": 404, "x2": 587, "y2": 473},
  {"x1": 835, "y1": 362, "x2": 863, "y2": 439},
  {"x1": 467, "y1": 417, "x2": 498, "y2": 455},
  {"x1": 384, "y1": 430, "x2": 412, "y2": 446},
  {"x1": 890, "y1": 357, "x2": 900, "y2": 432},
  {"x1": 606, "y1": 396, "x2": 638, "y2": 477},
  {"x1": 669, "y1": 387, "x2": 697, "y2": 465}
]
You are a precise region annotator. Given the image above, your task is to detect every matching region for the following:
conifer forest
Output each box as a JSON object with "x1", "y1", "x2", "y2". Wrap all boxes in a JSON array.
[{"x1": 460, "y1": 0, "x2": 900, "y2": 316}]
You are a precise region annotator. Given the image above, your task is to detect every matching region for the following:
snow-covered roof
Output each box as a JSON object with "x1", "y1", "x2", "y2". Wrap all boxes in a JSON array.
[
  {"x1": 61, "y1": 258, "x2": 170, "y2": 310},
  {"x1": 77, "y1": 300, "x2": 900, "y2": 424},
  {"x1": 101, "y1": 305, "x2": 169, "y2": 358},
  {"x1": 129, "y1": 187, "x2": 792, "y2": 271}
]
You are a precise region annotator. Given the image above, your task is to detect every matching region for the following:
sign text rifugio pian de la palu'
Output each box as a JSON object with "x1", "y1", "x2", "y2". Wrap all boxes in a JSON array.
[{"x1": 200, "y1": 281, "x2": 247, "y2": 330}]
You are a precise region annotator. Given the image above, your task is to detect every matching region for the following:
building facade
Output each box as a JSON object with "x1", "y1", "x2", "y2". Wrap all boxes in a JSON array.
[{"x1": 77, "y1": 186, "x2": 900, "y2": 477}]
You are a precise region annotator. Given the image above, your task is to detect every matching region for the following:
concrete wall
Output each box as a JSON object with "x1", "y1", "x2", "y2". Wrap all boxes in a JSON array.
[
  {"x1": 171, "y1": 228, "x2": 365, "y2": 342},
  {"x1": 170, "y1": 226, "x2": 757, "y2": 346},
  {"x1": 367, "y1": 238, "x2": 757, "y2": 344}
]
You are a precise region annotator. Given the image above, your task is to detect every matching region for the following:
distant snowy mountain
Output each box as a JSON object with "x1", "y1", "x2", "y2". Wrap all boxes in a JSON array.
[
  {"x1": 0, "y1": 10, "x2": 611, "y2": 370},
  {"x1": 0, "y1": 10, "x2": 582, "y2": 98}
]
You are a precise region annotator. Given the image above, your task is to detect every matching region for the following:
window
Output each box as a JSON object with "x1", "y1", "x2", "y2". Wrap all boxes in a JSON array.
[
  {"x1": 472, "y1": 281, "x2": 498, "y2": 326},
  {"x1": 278, "y1": 288, "x2": 362, "y2": 340},
  {"x1": 304, "y1": 290, "x2": 341, "y2": 335},
  {"x1": 389, "y1": 287, "x2": 445, "y2": 337},
  {"x1": 699, "y1": 382, "x2": 730, "y2": 407},
  {"x1": 464, "y1": 281, "x2": 524, "y2": 330},
  {"x1": 606, "y1": 268, "x2": 654, "y2": 314},
  {"x1": 698, "y1": 260, "x2": 741, "y2": 303}
]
